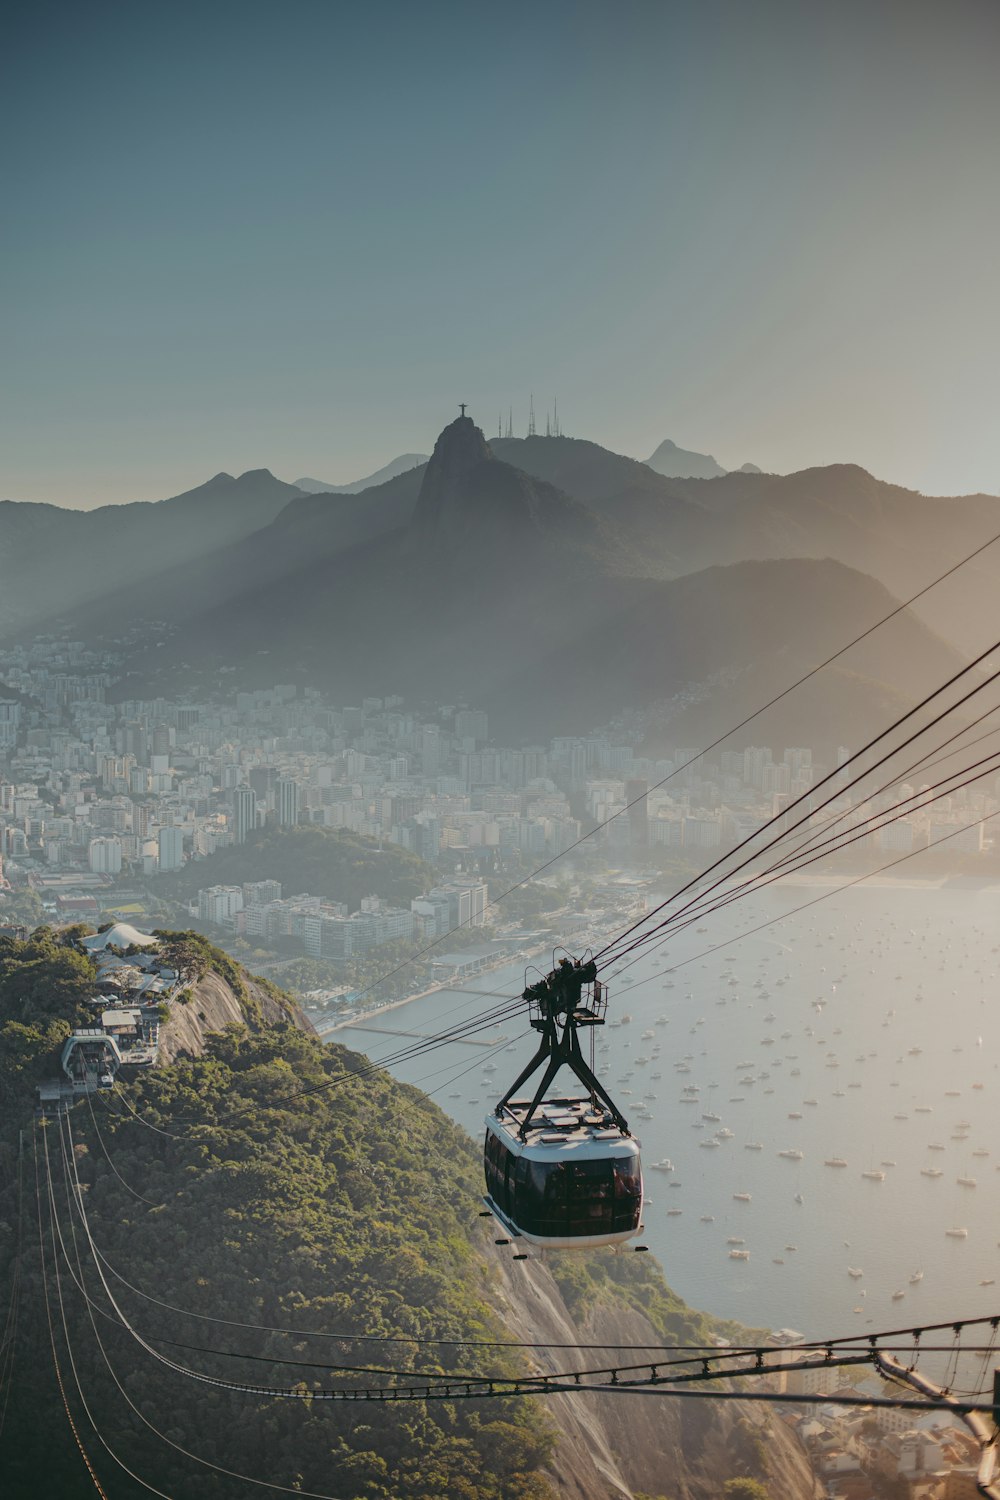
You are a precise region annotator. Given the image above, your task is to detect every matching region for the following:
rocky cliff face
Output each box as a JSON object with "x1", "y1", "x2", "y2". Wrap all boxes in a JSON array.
[
  {"x1": 157, "y1": 966, "x2": 316, "y2": 1065},
  {"x1": 487, "y1": 1250, "x2": 817, "y2": 1500}
]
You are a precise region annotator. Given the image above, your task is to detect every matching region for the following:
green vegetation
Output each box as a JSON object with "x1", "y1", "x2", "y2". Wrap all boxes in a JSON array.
[
  {"x1": 724, "y1": 1480, "x2": 771, "y2": 1499},
  {"x1": 4, "y1": 1024, "x2": 557, "y2": 1498},
  {"x1": 0, "y1": 927, "x2": 778, "y2": 1499},
  {"x1": 0, "y1": 926, "x2": 98, "y2": 1123},
  {"x1": 0, "y1": 930, "x2": 558, "y2": 1498},
  {"x1": 151, "y1": 824, "x2": 434, "y2": 910}
]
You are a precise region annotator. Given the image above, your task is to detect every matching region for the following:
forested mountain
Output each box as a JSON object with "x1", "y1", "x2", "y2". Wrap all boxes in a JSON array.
[
  {"x1": 151, "y1": 825, "x2": 434, "y2": 909},
  {"x1": 102, "y1": 421, "x2": 971, "y2": 750},
  {"x1": 0, "y1": 470, "x2": 304, "y2": 635},
  {"x1": 9, "y1": 418, "x2": 998, "y2": 740},
  {"x1": 0, "y1": 929, "x2": 815, "y2": 1500}
]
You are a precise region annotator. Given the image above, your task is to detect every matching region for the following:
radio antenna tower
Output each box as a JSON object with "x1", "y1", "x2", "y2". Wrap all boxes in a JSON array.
[
  {"x1": 506, "y1": 407, "x2": 513, "y2": 439},
  {"x1": 528, "y1": 394, "x2": 536, "y2": 437},
  {"x1": 553, "y1": 398, "x2": 560, "y2": 437}
]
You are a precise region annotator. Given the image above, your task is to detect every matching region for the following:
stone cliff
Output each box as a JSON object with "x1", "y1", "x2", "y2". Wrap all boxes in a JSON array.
[{"x1": 487, "y1": 1251, "x2": 817, "y2": 1500}]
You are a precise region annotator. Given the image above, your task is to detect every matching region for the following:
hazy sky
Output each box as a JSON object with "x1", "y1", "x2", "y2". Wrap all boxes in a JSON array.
[{"x1": 4, "y1": 0, "x2": 1000, "y2": 506}]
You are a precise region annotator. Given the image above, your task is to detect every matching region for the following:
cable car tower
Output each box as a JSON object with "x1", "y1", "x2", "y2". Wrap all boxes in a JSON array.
[{"x1": 483, "y1": 958, "x2": 644, "y2": 1250}]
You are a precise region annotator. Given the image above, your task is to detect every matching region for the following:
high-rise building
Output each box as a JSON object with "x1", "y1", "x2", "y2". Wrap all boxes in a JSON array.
[
  {"x1": 88, "y1": 837, "x2": 123, "y2": 874},
  {"x1": 232, "y1": 786, "x2": 257, "y2": 844},
  {"x1": 0, "y1": 701, "x2": 21, "y2": 750},
  {"x1": 158, "y1": 826, "x2": 184, "y2": 871},
  {"x1": 276, "y1": 777, "x2": 300, "y2": 828}
]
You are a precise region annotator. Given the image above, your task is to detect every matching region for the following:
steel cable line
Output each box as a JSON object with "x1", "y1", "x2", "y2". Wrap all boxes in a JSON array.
[
  {"x1": 32, "y1": 1121, "x2": 159, "y2": 1499},
  {"x1": 603, "y1": 794, "x2": 1000, "y2": 999},
  {"x1": 602, "y1": 746, "x2": 1000, "y2": 980},
  {"x1": 733, "y1": 694, "x2": 1000, "y2": 878},
  {"x1": 248, "y1": 527, "x2": 1000, "y2": 1027},
  {"x1": 102, "y1": 990, "x2": 527, "y2": 1138},
  {"x1": 595, "y1": 641, "x2": 1000, "y2": 970},
  {"x1": 44, "y1": 1122, "x2": 356, "y2": 1500},
  {"x1": 206, "y1": 992, "x2": 529, "y2": 1125},
  {"x1": 606, "y1": 808, "x2": 1000, "y2": 1001},
  {"x1": 55, "y1": 1110, "x2": 546, "y2": 1398},
  {"x1": 0, "y1": 1139, "x2": 24, "y2": 1443},
  {"x1": 50, "y1": 1201, "x2": 1000, "y2": 1359},
  {"x1": 85, "y1": 1088, "x2": 160, "y2": 1204},
  {"x1": 58, "y1": 1108, "x2": 1000, "y2": 1407},
  {"x1": 601, "y1": 756, "x2": 1000, "y2": 993}
]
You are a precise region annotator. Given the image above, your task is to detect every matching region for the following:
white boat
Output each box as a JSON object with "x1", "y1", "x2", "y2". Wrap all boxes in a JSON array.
[
  {"x1": 729, "y1": 1248, "x2": 750, "y2": 1260},
  {"x1": 892, "y1": 1290, "x2": 905, "y2": 1301},
  {"x1": 909, "y1": 1270, "x2": 923, "y2": 1284},
  {"x1": 825, "y1": 1158, "x2": 848, "y2": 1168},
  {"x1": 848, "y1": 1267, "x2": 863, "y2": 1279},
  {"x1": 778, "y1": 1149, "x2": 804, "y2": 1160},
  {"x1": 744, "y1": 1142, "x2": 764, "y2": 1151},
  {"x1": 945, "y1": 1227, "x2": 969, "y2": 1238},
  {"x1": 651, "y1": 1158, "x2": 674, "y2": 1172},
  {"x1": 957, "y1": 1175, "x2": 977, "y2": 1188},
  {"x1": 733, "y1": 1192, "x2": 752, "y2": 1202},
  {"x1": 920, "y1": 1167, "x2": 943, "y2": 1178},
  {"x1": 861, "y1": 1170, "x2": 885, "y2": 1181}
]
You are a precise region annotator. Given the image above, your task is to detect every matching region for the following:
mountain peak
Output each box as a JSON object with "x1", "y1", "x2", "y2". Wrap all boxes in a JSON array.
[
  {"x1": 410, "y1": 415, "x2": 495, "y2": 540},
  {"x1": 646, "y1": 438, "x2": 726, "y2": 480}
]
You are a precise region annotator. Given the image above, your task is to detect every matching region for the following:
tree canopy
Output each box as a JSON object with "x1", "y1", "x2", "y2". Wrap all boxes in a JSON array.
[{"x1": 152, "y1": 824, "x2": 435, "y2": 911}]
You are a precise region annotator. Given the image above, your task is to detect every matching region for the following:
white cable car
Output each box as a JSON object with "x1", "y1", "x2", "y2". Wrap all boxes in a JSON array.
[{"x1": 483, "y1": 956, "x2": 644, "y2": 1249}]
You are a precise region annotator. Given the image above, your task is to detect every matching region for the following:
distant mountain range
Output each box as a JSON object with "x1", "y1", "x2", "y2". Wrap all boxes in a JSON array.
[
  {"x1": 0, "y1": 469, "x2": 302, "y2": 636},
  {"x1": 645, "y1": 436, "x2": 762, "y2": 479},
  {"x1": 293, "y1": 453, "x2": 428, "y2": 494},
  {"x1": 3, "y1": 419, "x2": 997, "y2": 745}
]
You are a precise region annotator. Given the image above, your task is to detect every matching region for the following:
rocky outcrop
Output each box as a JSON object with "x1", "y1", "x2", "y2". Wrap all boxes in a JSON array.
[
  {"x1": 157, "y1": 967, "x2": 315, "y2": 1065},
  {"x1": 485, "y1": 1248, "x2": 817, "y2": 1500}
]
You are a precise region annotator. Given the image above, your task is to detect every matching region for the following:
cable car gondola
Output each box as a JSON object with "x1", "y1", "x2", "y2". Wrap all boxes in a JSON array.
[{"x1": 483, "y1": 957, "x2": 644, "y2": 1250}]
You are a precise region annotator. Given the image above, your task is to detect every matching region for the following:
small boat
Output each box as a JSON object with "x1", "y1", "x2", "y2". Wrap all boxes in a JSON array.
[
  {"x1": 793, "y1": 1192, "x2": 804, "y2": 1204},
  {"x1": 861, "y1": 1170, "x2": 885, "y2": 1182},
  {"x1": 651, "y1": 1159, "x2": 674, "y2": 1173},
  {"x1": 957, "y1": 1176, "x2": 977, "y2": 1188},
  {"x1": 848, "y1": 1267, "x2": 864, "y2": 1279},
  {"x1": 945, "y1": 1227, "x2": 968, "y2": 1238},
  {"x1": 733, "y1": 1192, "x2": 752, "y2": 1202},
  {"x1": 909, "y1": 1270, "x2": 923, "y2": 1284},
  {"x1": 729, "y1": 1248, "x2": 750, "y2": 1260},
  {"x1": 825, "y1": 1158, "x2": 848, "y2": 1168},
  {"x1": 920, "y1": 1167, "x2": 943, "y2": 1178},
  {"x1": 892, "y1": 1290, "x2": 905, "y2": 1301},
  {"x1": 778, "y1": 1149, "x2": 804, "y2": 1160},
  {"x1": 700, "y1": 1214, "x2": 714, "y2": 1223},
  {"x1": 727, "y1": 1236, "x2": 745, "y2": 1245},
  {"x1": 667, "y1": 1208, "x2": 683, "y2": 1216},
  {"x1": 744, "y1": 1141, "x2": 764, "y2": 1151}
]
